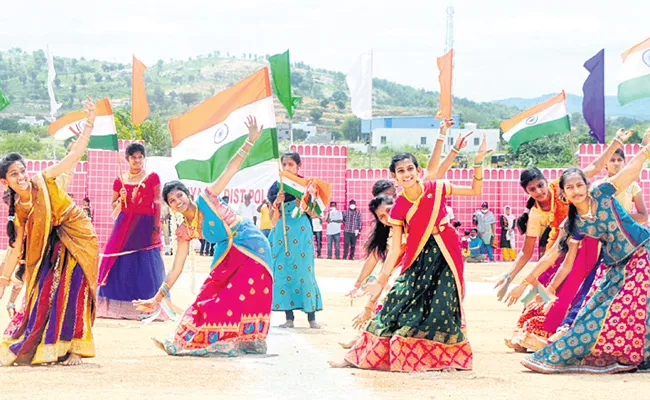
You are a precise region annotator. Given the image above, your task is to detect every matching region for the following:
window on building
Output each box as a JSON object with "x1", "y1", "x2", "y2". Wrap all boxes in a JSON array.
[
  {"x1": 473, "y1": 137, "x2": 480, "y2": 146},
  {"x1": 380, "y1": 136, "x2": 387, "y2": 144},
  {"x1": 448, "y1": 137, "x2": 454, "y2": 145},
  {"x1": 420, "y1": 137, "x2": 427, "y2": 145}
]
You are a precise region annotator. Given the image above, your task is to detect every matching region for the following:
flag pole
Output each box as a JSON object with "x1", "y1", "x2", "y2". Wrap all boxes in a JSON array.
[
  {"x1": 276, "y1": 159, "x2": 289, "y2": 253},
  {"x1": 368, "y1": 49, "x2": 373, "y2": 168}
]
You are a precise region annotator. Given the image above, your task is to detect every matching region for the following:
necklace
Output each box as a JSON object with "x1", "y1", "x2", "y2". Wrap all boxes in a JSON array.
[
  {"x1": 578, "y1": 197, "x2": 596, "y2": 221},
  {"x1": 184, "y1": 204, "x2": 200, "y2": 238},
  {"x1": 128, "y1": 169, "x2": 144, "y2": 179}
]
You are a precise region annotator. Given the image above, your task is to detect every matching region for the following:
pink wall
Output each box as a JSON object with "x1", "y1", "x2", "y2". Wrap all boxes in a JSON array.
[{"x1": 2, "y1": 142, "x2": 648, "y2": 263}]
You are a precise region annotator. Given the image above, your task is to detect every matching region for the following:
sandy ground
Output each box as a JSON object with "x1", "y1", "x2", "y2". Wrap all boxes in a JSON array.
[{"x1": 0, "y1": 256, "x2": 647, "y2": 400}]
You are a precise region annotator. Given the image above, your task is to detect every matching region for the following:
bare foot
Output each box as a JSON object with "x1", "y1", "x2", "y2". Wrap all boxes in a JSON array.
[
  {"x1": 278, "y1": 320, "x2": 295, "y2": 328},
  {"x1": 328, "y1": 359, "x2": 352, "y2": 368},
  {"x1": 151, "y1": 338, "x2": 167, "y2": 354},
  {"x1": 61, "y1": 353, "x2": 83, "y2": 366},
  {"x1": 338, "y1": 339, "x2": 357, "y2": 349},
  {"x1": 309, "y1": 321, "x2": 322, "y2": 329}
]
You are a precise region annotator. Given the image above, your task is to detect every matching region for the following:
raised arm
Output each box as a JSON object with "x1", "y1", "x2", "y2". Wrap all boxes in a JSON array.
[
  {"x1": 207, "y1": 116, "x2": 263, "y2": 196},
  {"x1": 43, "y1": 98, "x2": 96, "y2": 180},
  {"x1": 433, "y1": 131, "x2": 473, "y2": 180},
  {"x1": 449, "y1": 133, "x2": 492, "y2": 197},
  {"x1": 610, "y1": 131, "x2": 650, "y2": 196},
  {"x1": 424, "y1": 118, "x2": 454, "y2": 181},
  {"x1": 582, "y1": 129, "x2": 632, "y2": 179}
]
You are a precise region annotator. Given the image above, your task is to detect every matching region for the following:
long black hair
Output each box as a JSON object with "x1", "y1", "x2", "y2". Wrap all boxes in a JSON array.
[
  {"x1": 0, "y1": 153, "x2": 25, "y2": 248},
  {"x1": 517, "y1": 167, "x2": 546, "y2": 234},
  {"x1": 162, "y1": 180, "x2": 191, "y2": 205},
  {"x1": 365, "y1": 195, "x2": 394, "y2": 260},
  {"x1": 558, "y1": 168, "x2": 589, "y2": 253},
  {"x1": 372, "y1": 179, "x2": 396, "y2": 196},
  {"x1": 389, "y1": 153, "x2": 419, "y2": 173}
]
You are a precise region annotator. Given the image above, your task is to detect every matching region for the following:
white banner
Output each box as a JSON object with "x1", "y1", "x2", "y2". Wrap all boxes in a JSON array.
[{"x1": 147, "y1": 157, "x2": 278, "y2": 207}]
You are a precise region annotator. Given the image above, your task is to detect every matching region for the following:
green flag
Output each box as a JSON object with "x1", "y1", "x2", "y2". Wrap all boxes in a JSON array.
[
  {"x1": 0, "y1": 86, "x2": 9, "y2": 112},
  {"x1": 269, "y1": 50, "x2": 301, "y2": 118}
]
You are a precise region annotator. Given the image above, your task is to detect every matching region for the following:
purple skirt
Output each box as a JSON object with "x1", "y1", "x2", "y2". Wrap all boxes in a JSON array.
[{"x1": 96, "y1": 213, "x2": 166, "y2": 320}]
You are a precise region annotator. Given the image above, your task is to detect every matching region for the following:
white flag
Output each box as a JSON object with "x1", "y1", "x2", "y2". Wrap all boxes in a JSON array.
[
  {"x1": 46, "y1": 45, "x2": 62, "y2": 120},
  {"x1": 346, "y1": 51, "x2": 372, "y2": 119}
]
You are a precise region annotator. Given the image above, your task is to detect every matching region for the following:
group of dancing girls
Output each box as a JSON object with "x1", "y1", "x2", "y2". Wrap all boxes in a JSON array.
[
  {"x1": 0, "y1": 101, "x2": 325, "y2": 365},
  {"x1": 493, "y1": 127, "x2": 650, "y2": 373},
  {"x1": 1, "y1": 96, "x2": 649, "y2": 375}
]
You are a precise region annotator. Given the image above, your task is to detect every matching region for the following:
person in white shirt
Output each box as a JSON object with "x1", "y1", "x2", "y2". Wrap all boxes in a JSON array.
[
  {"x1": 237, "y1": 193, "x2": 258, "y2": 225},
  {"x1": 312, "y1": 217, "x2": 323, "y2": 258},
  {"x1": 326, "y1": 202, "x2": 343, "y2": 259}
]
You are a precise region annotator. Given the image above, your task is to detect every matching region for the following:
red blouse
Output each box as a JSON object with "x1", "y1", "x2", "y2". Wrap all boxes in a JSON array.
[{"x1": 113, "y1": 172, "x2": 161, "y2": 215}]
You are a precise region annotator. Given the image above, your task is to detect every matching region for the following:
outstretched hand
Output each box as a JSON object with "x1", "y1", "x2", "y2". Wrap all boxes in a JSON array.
[
  {"x1": 474, "y1": 133, "x2": 493, "y2": 164},
  {"x1": 245, "y1": 116, "x2": 264, "y2": 143},
  {"x1": 454, "y1": 131, "x2": 473, "y2": 151},
  {"x1": 83, "y1": 97, "x2": 96, "y2": 122},
  {"x1": 616, "y1": 128, "x2": 634, "y2": 143},
  {"x1": 440, "y1": 118, "x2": 455, "y2": 135}
]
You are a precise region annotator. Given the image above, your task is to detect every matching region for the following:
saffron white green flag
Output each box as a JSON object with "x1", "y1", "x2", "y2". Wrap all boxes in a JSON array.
[
  {"x1": 501, "y1": 92, "x2": 570, "y2": 151},
  {"x1": 169, "y1": 67, "x2": 279, "y2": 193},
  {"x1": 48, "y1": 98, "x2": 118, "y2": 150},
  {"x1": 618, "y1": 37, "x2": 650, "y2": 105}
]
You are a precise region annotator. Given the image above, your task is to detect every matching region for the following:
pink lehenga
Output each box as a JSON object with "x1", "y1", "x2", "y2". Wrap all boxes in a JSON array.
[{"x1": 160, "y1": 190, "x2": 273, "y2": 357}]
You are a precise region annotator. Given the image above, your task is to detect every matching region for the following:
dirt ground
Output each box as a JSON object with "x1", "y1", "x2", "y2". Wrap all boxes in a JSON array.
[{"x1": 0, "y1": 256, "x2": 647, "y2": 400}]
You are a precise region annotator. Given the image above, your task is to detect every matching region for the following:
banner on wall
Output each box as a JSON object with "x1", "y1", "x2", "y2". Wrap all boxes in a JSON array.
[{"x1": 147, "y1": 157, "x2": 278, "y2": 206}]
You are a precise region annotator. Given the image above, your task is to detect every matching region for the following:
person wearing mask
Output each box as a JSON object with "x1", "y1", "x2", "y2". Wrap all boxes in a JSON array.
[
  {"x1": 474, "y1": 202, "x2": 496, "y2": 261},
  {"x1": 312, "y1": 217, "x2": 323, "y2": 258},
  {"x1": 237, "y1": 193, "x2": 257, "y2": 225},
  {"x1": 342, "y1": 200, "x2": 362, "y2": 260},
  {"x1": 257, "y1": 199, "x2": 272, "y2": 238},
  {"x1": 326, "y1": 201, "x2": 343, "y2": 260},
  {"x1": 466, "y1": 228, "x2": 484, "y2": 263}
]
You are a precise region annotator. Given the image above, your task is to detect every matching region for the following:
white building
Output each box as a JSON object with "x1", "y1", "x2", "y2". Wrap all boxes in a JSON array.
[
  {"x1": 276, "y1": 121, "x2": 319, "y2": 142},
  {"x1": 18, "y1": 116, "x2": 45, "y2": 127},
  {"x1": 372, "y1": 123, "x2": 500, "y2": 154}
]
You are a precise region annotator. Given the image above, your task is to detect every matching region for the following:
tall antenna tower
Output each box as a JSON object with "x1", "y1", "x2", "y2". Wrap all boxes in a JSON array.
[{"x1": 444, "y1": 4, "x2": 454, "y2": 53}]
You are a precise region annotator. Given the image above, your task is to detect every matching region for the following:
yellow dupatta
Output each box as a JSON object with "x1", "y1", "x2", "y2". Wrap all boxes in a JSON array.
[{"x1": 20, "y1": 172, "x2": 99, "y2": 306}]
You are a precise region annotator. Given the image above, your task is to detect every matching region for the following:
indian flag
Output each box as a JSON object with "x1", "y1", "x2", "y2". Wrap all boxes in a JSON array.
[
  {"x1": 169, "y1": 67, "x2": 279, "y2": 184},
  {"x1": 501, "y1": 92, "x2": 570, "y2": 151},
  {"x1": 278, "y1": 171, "x2": 331, "y2": 216},
  {"x1": 48, "y1": 98, "x2": 118, "y2": 150},
  {"x1": 618, "y1": 37, "x2": 650, "y2": 105}
]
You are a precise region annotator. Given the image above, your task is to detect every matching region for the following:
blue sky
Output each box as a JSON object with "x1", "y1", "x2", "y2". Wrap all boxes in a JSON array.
[{"x1": 1, "y1": 0, "x2": 647, "y2": 102}]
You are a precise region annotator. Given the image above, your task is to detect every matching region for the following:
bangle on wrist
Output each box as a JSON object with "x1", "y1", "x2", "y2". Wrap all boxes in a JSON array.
[
  {"x1": 437, "y1": 136, "x2": 445, "y2": 142},
  {"x1": 473, "y1": 162, "x2": 483, "y2": 168},
  {"x1": 473, "y1": 176, "x2": 483, "y2": 181},
  {"x1": 451, "y1": 145, "x2": 460, "y2": 153},
  {"x1": 642, "y1": 148, "x2": 650, "y2": 160},
  {"x1": 245, "y1": 139, "x2": 254, "y2": 147},
  {"x1": 612, "y1": 137, "x2": 623, "y2": 145}
]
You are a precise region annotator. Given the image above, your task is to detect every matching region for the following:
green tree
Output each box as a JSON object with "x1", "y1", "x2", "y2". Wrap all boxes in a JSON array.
[
  {"x1": 331, "y1": 91, "x2": 348, "y2": 102},
  {"x1": 179, "y1": 92, "x2": 201, "y2": 109},
  {"x1": 341, "y1": 116, "x2": 361, "y2": 142},
  {"x1": 320, "y1": 99, "x2": 329, "y2": 108},
  {"x1": 54, "y1": 77, "x2": 61, "y2": 88},
  {"x1": 293, "y1": 128, "x2": 308, "y2": 141},
  {"x1": 0, "y1": 132, "x2": 44, "y2": 157},
  {"x1": 335, "y1": 100, "x2": 345, "y2": 110},
  {"x1": 310, "y1": 108, "x2": 323, "y2": 122},
  {"x1": 94, "y1": 72, "x2": 103, "y2": 82}
]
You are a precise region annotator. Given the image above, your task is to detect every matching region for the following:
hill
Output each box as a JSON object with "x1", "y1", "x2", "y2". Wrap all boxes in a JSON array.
[
  {"x1": 493, "y1": 93, "x2": 650, "y2": 120},
  {"x1": 0, "y1": 48, "x2": 520, "y2": 132}
]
